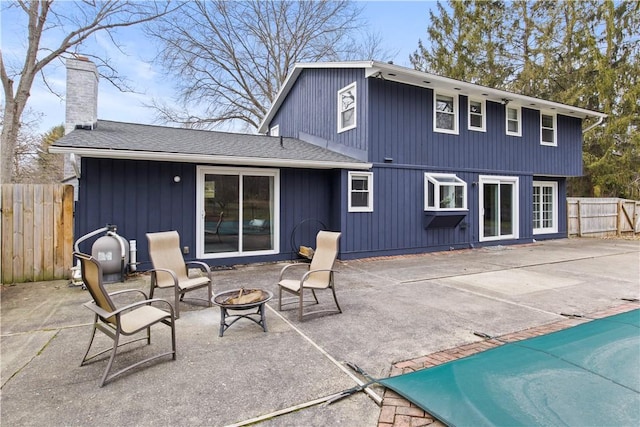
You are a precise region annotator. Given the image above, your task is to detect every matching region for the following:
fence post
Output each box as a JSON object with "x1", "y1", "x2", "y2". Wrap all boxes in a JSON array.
[
  {"x1": 577, "y1": 199, "x2": 582, "y2": 237},
  {"x1": 617, "y1": 200, "x2": 622, "y2": 236}
]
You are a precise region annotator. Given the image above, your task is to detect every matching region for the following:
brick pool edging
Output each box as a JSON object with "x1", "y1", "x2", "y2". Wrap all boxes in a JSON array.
[{"x1": 377, "y1": 302, "x2": 640, "y2": 427}]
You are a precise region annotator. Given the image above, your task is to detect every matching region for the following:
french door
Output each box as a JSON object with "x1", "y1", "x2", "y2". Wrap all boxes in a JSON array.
[
  {"x1": 533, "y1": 181, "x2": 558, "y2": 234},
  {"x1": 479, "y1": 176, "x2": 519, "y2": 242},
  {"x1": 196, "y1": 166, "x2": 279, "y2": 258}
]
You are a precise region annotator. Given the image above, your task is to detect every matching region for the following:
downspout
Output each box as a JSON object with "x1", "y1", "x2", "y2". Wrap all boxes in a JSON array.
[{"x1": 582, "y1": 115, "x2": 605, "y2": 134}]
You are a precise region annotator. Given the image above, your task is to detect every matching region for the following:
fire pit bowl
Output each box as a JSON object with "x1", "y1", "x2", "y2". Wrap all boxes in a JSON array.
[{"x1": 212, "y1": 288, "x2": 273, "y2": 337}]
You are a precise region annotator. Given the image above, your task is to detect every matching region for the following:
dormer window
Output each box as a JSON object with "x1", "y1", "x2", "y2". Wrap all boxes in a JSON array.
[
  {"x1": 338, "y1": 83, "x2": 356, "y2": 133},
  {"x1": 434, "y1": 92, "x2": 458, "y2": 134},
  {"x1": 506, "y1": 106, "x2": 522, "y2": 137}
]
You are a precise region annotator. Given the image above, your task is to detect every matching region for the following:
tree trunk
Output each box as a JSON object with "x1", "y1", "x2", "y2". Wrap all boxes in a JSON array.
[{"x1": 1, "y1": 98, "x2": 21, "y2": 184}]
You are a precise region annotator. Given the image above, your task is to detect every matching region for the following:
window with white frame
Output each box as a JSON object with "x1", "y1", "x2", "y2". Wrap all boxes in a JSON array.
[
  {"x1": 424, "y1": 173, "x2": 467, "y2": 210},
  {"x1": 434, "y1": 92, "x2": 458, "y2": 134},
  {"x1": 270, "y1": 124, "x2": 279, "y2": 137},
  {"x1": 533, "y1": 181, "x2": 558, "y2": 234},
  {"x1": 348, "y1": 171, "x2": 373, "y2": 212},
  {"x1": 468, "y1": 99, "x2": 486, "y2": 131},
  {"x1": 506, "y1": 106, "x2": 521, "y2": 136},
  {"x1": 540, "y1": 113, "x2": 557, "y2": 146},
  {"x1": 338, "y1": 83, "x2": 356, "y2": 133}
]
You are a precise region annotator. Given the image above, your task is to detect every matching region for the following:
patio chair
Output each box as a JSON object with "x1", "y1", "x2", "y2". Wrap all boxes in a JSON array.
[
  {"x1": 75, "y1": 252, "x2": 176, "y2": 387},
  {"x1": 278, "y1": 231, "x2": 342, "y2": 321},
  {"x1": 147, "y1": 231, "x2": 213, "y2": 319}
]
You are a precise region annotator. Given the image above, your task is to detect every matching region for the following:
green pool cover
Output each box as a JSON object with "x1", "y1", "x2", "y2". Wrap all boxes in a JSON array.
[{"x1": 378, "y1": 309, "x2": 640, "y2": 426}]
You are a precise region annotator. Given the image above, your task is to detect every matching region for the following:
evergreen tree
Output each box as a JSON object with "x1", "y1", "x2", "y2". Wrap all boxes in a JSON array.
[
  {"x1": 578, "y1": 0, "x2": 640, "y2": 198},
  {"x1": 412, "y1": 0, "x2": 639, "y2": 198},
  {"x1": 411, "y1": 1, "x2": 510, "y2": 87}
]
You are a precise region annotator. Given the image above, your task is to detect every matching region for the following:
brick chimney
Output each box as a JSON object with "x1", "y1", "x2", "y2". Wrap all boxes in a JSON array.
[{"x1": 65, "y1": 56, "x2": 99, "y2": 135}]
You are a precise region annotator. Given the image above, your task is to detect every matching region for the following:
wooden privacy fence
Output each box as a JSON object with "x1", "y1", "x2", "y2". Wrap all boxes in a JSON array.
[
  {"x1": 567, "y1": 197, "x2": 640, "y2": 237},
  {"x1": 1, "y1": 184, "x2": 74, "y2": 284}
]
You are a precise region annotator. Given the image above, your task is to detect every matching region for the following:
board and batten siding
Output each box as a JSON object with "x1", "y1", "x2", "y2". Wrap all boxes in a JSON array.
[
  {"x1": 268, "y1": 69, "x2": 578, "y2": 257},
  {"x1": 76, "y1": 157, "x2": 197, "y2": 269},
  {"x1": 76, "y1": 158, "x2": 346, "y2": 266},
  {"x1": 279, "y1": 168, "x2": 340, "y2": 256},
  {"x1": 340, "y1": 169, "x2": 568, "y2": 259},
  {"x1": 271, "y1": 68, "x2": 368, "y2": 154},
  {"x1": 340, "y1": 168, "x2": 480, "y2": 258},
  {"x1": 367, "y1": 78, "x2": 584, "y2": 177}
]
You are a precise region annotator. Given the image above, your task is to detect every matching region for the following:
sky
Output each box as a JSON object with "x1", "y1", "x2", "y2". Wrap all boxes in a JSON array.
[{"x1": 1, "y1": 1, "x2": 436, "y2": 135}]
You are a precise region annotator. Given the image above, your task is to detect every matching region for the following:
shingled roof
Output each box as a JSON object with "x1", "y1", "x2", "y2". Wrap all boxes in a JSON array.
[{"x1": 50, "y1": 120, "x2": 371, "y2": 170}]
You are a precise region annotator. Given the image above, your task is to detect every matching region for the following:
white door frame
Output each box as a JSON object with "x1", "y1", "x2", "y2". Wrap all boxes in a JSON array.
[
  {"x1": 196, "y1": 166, "x2": 280, "y2": 259},
  {"x1": 479, "y1": 175, "x2": 519, "y2": 242}
]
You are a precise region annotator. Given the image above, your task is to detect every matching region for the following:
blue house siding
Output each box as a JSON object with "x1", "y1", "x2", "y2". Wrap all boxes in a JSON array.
[
  {"x1": 279, "y1": 168, "x2": 340, "y2": 257},
  {"x1": 81, "y1": 156, "x2": 547, "y2": 265},
  {"x1": 338, "y1": 168, "x2": 576, "y2": 259},
  {"x1": 271, "y1": 68, "x2": 368, "y2": 154},
  {"x1": 366, "y1": 78, "x2": 584, "y2": 177},
  {"x1": 76, "y1": 158, "x2": 198, "y2": 268},
  {"x1": 76, "y1": 158, "x2": 346, "y2": 268},
  {"x1": 263, "y1": 69, "x2": 585, "y2": 259},
  {"x1": 340, "y1": 167, "x2": 480, "y2": 259}
]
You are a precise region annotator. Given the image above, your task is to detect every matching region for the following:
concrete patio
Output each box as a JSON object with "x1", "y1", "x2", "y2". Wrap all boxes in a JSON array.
[{"x1": 1, "y1": 237, "x2": 639, "y2": 426}]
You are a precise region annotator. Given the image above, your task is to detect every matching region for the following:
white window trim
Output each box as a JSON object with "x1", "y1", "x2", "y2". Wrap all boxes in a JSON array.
[
  {"x1": 270, "y1": 124, "x2": 279, "y2": 137},
  {"x1": 338, "y1": 82, "x2": 357, "y2": 133},
  {"x1": 468, "y1": 98, "x2": 486, "y2": 132},
  {"x1": 195, "y1": 166, "x2": 280, "y2": 259},
  {"x1": 424, "y1": 172, "x2": 468, "y2": 211},
  {"x1": 348, "y1": 171, "x2": 373, "y2": 212},
  {"x1": 433, "y1": 91, "x2": 459, "y2": 135},
  {"x1": 506, "y1": 105, "x2": 522, "y2": 137},
  {"x1": 533, "y1": 181, "x2": 558, "y2": 234},
  {"x1": 540, "y1": 112, "x2": 557, "y2": 146},
  {"x1": 478, "y1": 175, "x2": 520, "y2": 242}
]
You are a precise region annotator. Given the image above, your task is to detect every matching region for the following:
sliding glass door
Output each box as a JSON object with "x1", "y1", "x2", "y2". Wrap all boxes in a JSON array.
[
  {"x1": 197, "y1": 167, "x2": 279, "y2": 258},
  {"x1": 479, "y1": 176, "x2": 519, "y2": 241}
]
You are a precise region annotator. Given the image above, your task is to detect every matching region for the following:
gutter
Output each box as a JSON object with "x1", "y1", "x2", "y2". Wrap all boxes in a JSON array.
[
  {"x1": 49, "y1": 146, "x2": 372, "y2": 171},
  {"x1": 582, "y1": 115, "x2": 606, "y2": 134}
]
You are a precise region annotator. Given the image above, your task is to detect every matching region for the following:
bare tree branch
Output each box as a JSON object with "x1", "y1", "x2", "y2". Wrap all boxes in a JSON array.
[
  {"x1": 1, "y1": 0, "x2": 181, "y2": 183},
  {"x1": 146, "y1": 0, "x2": 387, "y2": 131}
]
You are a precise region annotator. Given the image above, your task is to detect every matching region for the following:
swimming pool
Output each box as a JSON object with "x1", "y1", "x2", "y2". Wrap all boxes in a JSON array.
[{"x1": 379, "y1": 309, "x2": 640, "y2": 426}]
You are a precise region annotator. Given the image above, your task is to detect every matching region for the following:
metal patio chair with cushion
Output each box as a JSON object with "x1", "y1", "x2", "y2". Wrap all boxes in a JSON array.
[
  {"x1": 278, "y1": 231, "x2": 342, "y2": 321},
  {"x1": 146, "y1": 230, "x2": 213, "y2": 319},
  {"x1": 75, "y1": 252, "x2": 176, "y2": 387}
]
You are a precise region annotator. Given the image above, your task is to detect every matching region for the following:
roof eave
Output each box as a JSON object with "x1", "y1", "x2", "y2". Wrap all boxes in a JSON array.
[
  {"x1": 259, "y1": 61, "x2": 606, "y2": 128},
  {"x1": 48, "y1": 146, "x2": 372, "y2": 170},
  {"x1": 366, "y1": 61, "x2": 607, "y2": 120}
]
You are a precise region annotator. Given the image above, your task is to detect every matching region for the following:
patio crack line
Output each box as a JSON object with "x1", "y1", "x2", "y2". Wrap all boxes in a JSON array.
[
  {"x1": 420, "y1": 280, "x2": 563, "y2": 317},
  {"x1": 1, "y1": 322, "x2": 92, "y2": 338},
  {"x1": 397, "y1": 250, "x2": 640, "y2": 286},
  {"x1": 339, "y1": 264, "x2": 406, "y2": 286},
  {"x1": 342, "y1": 250, "x2": 638, "y2": 294},
  {"x1": 223, "y1": 305, "x2": 383, "y2": 427},
  {"x1": 1, "y1": 330, "x2": 60, "y2": 389}
]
